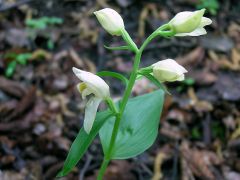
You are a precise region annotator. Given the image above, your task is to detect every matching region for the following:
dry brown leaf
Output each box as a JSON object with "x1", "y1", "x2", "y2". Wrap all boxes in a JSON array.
[
  {"x1": 152, "y1": 152, "x2": 166, "y2": 180},
  {"x1": 138, "y1": 3, "x2": 160, "y2": 38},
  {"x1": 188, "y1": 88, "x2": 213, "y2": 113},
  {"x1": 228, "y1": 22, "x2": 240, "y2": 49},
  {"x1": 90, "y1": 160, "x2": 136, "y2": 180},
  {"x1": 0, "y1": 76, "x2": 26, "y2": 98},
  {"x1": 160, "y1": 122, "x2": 187, "y2": 139},
  {"x1": 30, "y1": 49, "x2": 52, "y2": 61},
  {"x1": 190, "y1": 70, "x2": 217, "y2": 86},
  {"x1": 176, "y1": 47, "x2": 205, "y2": 66},
  {"x1": 180, "y1": 141, "x2": 222, "y2": 180},
  {"x1": 152, "y1": 145, "x2": 173, "y2": 180},
  {"x1": 4, "y1": 87, "x2": 36, "y2": 121},
  {"x1": 208, "y1": 49, "x2": 240, "y2": 71},
  {"x1": 69, "y1": 48, "x2": 84, "y2": 67},
  {"x1": 230, "y1": 118, "x2": 240, "y2": 140}
]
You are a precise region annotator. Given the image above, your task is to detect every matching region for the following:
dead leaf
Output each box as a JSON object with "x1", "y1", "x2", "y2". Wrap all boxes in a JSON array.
[
  {"x1": 180, "y1": 141, "x2": 222, "y2": 180},
  {"x1": 188, "y1": 88, "x2": 213, "y2": 113},
  {"x1": 4, "y1": 86, "x2": 36, "y2": 121},
  {"x1": 214, "y1": 72, "x2": 240, "y2": 101},
  {"x1": 152, "y1": 145, "x2": 173, "y2": 180},
  {"x1": 177, "y1": 47, "x2": 205, "y2": 66},
  {"x1": 103, "y1": 160, "x2": 136, "y2": 180},
  {"x1": 30, "y1": 49, "x2": 52, "y2": 61},
  {"x1": 190, "y1": 70, "x2": 217, "y2": 86},
  {"x1": 5, "y1": 28, "x2": 29, "y2": 47},
  {"x1": 0, "y1": 76, "x2": 26, "y2": 98},
  {"x1": 200, "y1": 35, "x2": 234, "y2": 53}
]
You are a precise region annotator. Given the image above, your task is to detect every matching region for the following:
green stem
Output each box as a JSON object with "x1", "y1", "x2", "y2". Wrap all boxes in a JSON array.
[
  {"x1": 97, "y1": 158, "x2": 110, "y2": 180},
  {"x1": 106, "y1": 98, "x2": 118, "y2": 115},
  {"x1": 121, "y1": 29, "x2": 139, "y2": 53},
  {"x1": 97, "y1": 114, "x2": 120, "y2": 180},
  {"x1": 105, "y1": 114, "x2": 121, "y2": 160},
  {"x1": 120, "y1": 24, "x2": 170, "y2": 112},
  {"x1": 97, "y1": 24, "x2": 171, "y2": 180}
]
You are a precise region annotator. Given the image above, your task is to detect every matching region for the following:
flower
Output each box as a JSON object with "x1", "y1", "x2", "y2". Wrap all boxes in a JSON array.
[
  {"x1": 152, "y1": 59, "x2": 188, "y2": 82},
  {"x1": 94, "y1": 8, "x2": 125, "y2": 36},
  {"x1": 169, "y1": 9, "x2": 212, "y2": 36},
  {"x1": 72, "y1": 67, "x2": 110, "y2": 134}
]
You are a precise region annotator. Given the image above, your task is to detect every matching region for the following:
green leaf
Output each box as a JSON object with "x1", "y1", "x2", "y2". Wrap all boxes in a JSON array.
[
  {"x1": 97, "y1": 71, "x2": 128, "y2": 86},
  {"x1": 57, "y1": 110, "x2": 114, "y2": 177},
  {"x1": 25, "y1": 17, "x2": 63, "y2": 30},
  {"x1": 197, "y1": 0, "x2": 219, "y2": 15},
  {"x1": 182, "y1": 78, "x2": 195, "y2": 86},
  {"x1": 104, "y1": 45, "x2": 130, "y2": 51},
  {"x1": 16, "y1": 53, "x2": 32, "y2": 65},
  {"x1": 45, "y1": 17, "x2": 63, "y2": 24},
  {"x1": 99, "y1": 90, "x2": 164, "y2": 159},
  {"x1": 5, "y1": 61, "x2": 17, "y2": 77},
  {"x1": 26, "y1": 19, "x2": 47, "y2": 29},
  {"x1": 47, "y1": 39, "x2": 54, "y2": 50}
]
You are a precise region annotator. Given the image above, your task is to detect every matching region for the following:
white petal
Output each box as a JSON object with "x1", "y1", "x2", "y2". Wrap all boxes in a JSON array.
[
  {"x1": 176, "y1": 74, "x2": 185, "y2": 81},
  {"x1": 170, "y1": 11, "x2": 193, "y2": 25},
  {"x1": 83, "y1": 97, "x2": 102, "y2": 134},
  {"x1": 174, "y1": 33, "x2": 189, "y2": 36},
  {"x1": 94, "y1": 8, "x2": 124, "y2": 36},
  {"x1": 187, "y1": 27, "x2": 207, "y2": 36},
  {"x1": 170, "y1": 9, "x2": 205, "y2": 34},
  {"x1": 175, "y1": 27, "x2": 206, "y2": 36},
  {"x1": 72, "y1": 67, "x2": 110, "y2": 99},
  {"x1": 153, "y1": 59, "x2": 187, "y2": 74},
  {"x1": 200, "y1": 17, "x2": 212, "y2": 27},
  {"x1": 73, "y1": 67, "x2": 103, "y2": 84}
]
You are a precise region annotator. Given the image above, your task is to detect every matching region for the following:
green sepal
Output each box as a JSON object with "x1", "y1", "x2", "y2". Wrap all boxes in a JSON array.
[{"x1": 140, "y1": 72, "x2": 170, "y2": 95}]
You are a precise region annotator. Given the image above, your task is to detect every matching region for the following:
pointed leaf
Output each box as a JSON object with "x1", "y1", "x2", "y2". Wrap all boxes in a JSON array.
[
  {"x1": 57, "y1": 110, "x2": 114, "y2": 177},
  {"x1": 99, "y1": 90, "x2": 164, "y2": 159},
  {"x1": 104, "y1": 45, "x2": 130, "y2": 51},
  {"x1": 97, "y1": 71, "x2": 128, "y2": 86},
  {"x1": 5, "y1": 61, "x2": 17, "y2": 77}
]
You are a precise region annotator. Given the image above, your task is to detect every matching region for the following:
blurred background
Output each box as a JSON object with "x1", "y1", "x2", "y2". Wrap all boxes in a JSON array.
[{"x1": 0, "y1": 0, "x2": 239, "y2": 179}]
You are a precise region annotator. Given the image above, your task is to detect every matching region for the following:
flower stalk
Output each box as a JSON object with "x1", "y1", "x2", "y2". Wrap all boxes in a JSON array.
[
  {"x1": 97, "y1": 24, "x2": 172, "y2": 180},
  {"x1": 62, "y1": 7, "x2": 212, "y2": 180}
]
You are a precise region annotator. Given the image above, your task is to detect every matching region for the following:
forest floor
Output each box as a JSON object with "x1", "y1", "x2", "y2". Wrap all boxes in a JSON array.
[{"x1": 0, "y1": 0, "x2": 240, "y2": 179}]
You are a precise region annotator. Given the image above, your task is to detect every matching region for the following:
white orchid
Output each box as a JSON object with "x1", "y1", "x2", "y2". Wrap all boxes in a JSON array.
[
  {"x1": 94, "y1": 8, "x2": 125, "y2": 36},
  {"x1": 72, "y1": 67, "x2": 110, "y2": 134},
  {"x1": 169, "y1": 9, "x2": 212, "y2": 36},
  {"x1": 152, "y1": 59, "x2": 188, "y2": 82}
]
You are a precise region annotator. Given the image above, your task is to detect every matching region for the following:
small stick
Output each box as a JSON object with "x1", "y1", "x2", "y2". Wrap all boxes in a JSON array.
[{"x1": 79, "y1": 153, "x2": 93, "y2": 180}]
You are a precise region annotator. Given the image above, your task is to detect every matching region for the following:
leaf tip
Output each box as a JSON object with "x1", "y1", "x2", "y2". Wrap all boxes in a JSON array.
[{"x1": 56, "y1": 170, "x2": 66, "y2": 178}]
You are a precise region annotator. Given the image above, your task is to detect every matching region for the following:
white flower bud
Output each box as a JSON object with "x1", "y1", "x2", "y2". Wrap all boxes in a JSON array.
[
  {"x1": 72, "y1": 67, "x2": 110, "y2": 134},
  {"x1": 169, "y1": 9, "x2": 212, "y2": 36},
  {"x1": 94, "y1": 8, "x2": 125, "y2": 36},
  {"x1": 152, "y1": 59, "x2": 188, "y2": 82}
]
